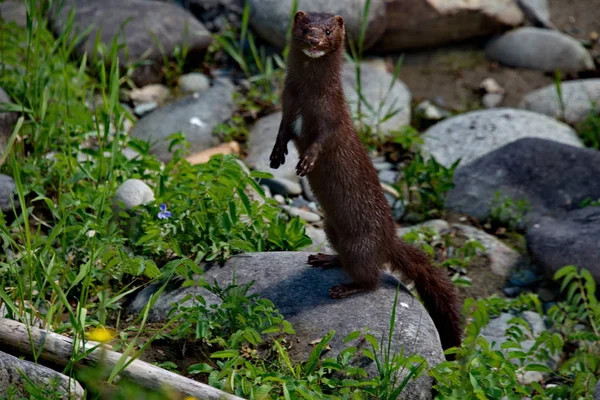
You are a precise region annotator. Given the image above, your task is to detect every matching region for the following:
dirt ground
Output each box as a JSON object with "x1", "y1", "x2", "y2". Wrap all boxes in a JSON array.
[{"x1": 385, "y1": 0, "x2": 600, "y2": 112}]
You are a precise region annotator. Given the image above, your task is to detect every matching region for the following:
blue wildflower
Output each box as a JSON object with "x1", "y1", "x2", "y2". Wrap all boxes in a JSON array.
[{"x1": 158, "y1": 203, "x2": 172, "y2": 219}]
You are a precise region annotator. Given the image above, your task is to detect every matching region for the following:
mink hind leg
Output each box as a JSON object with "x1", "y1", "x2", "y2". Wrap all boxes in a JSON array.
[
  {"x1": 329, "y1": 242, "x2": 382, "y2": 299},
  {"x1": 307, "y1": 220, "x2": 341, "y2": 268}
]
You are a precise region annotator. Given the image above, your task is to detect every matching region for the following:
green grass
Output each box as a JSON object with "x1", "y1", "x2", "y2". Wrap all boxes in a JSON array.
[{"x1": 1, "y1": 0, "x2": 600, "y2": 399}]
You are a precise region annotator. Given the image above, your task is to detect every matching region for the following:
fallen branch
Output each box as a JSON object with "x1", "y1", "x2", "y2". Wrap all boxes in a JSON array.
[{"x1": 0, "y1": 317, "x2": 245, "y2": 400}]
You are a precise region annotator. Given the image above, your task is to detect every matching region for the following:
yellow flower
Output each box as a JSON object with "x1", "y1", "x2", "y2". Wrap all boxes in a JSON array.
[{"x1": 86, "y1": 326, "x2": 117, "y2": 343}]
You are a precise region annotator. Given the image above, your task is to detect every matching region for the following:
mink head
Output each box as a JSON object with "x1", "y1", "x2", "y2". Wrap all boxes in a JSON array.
[{"x1": 291, "y1": 10, "x2": 345, "y2": 59}]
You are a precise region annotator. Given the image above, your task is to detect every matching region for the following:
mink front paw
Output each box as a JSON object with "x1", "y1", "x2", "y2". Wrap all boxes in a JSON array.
[
  {"x1": 296, "y1": 152, "x2": 317, "y2": 176},
  {"x1": 269, "y1": 141, "x2": 288, "y2": 169}
]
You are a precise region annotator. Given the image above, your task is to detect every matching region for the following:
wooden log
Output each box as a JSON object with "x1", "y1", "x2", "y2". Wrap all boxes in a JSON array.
[{"x1": 0, "y1": 317, "x2": 245, "y2": 400}]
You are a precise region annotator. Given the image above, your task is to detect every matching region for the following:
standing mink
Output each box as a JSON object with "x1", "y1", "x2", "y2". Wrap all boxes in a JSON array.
[{"x1": 269, "y1": 10, "x2": 463, "y2": 353}]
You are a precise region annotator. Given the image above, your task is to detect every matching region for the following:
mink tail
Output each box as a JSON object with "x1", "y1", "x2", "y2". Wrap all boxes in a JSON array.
[{"x1": 388, "y1": 240, "x2": 463, "y2": 358}]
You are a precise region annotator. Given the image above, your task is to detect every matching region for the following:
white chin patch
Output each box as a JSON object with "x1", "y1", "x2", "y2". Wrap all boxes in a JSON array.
[{"x1": 303, "y1": 48, "x2": 326, "y2": 58}]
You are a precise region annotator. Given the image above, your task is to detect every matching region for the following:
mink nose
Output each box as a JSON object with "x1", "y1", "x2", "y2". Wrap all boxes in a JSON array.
[{"x1": 308, "y1": 37, "x2": 320, "y2": 46}]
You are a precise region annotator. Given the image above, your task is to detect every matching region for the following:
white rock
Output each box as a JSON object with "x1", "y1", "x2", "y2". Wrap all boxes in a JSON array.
[{"x1": 113, "y1": 179, "x2": 155, "y2": 210}]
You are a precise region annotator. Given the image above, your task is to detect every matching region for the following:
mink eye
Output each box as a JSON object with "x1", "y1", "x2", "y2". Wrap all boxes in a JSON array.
[
  {"x1": 302, "y1": 28, "x2": 309, "y2": 35},
  {"x1": 325, "y1": 29, "x2": 331, "y2": 36}
]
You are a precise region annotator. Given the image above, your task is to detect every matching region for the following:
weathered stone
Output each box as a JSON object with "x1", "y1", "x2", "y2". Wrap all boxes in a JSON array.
[
  {"x1": 445, "y1": 138, "x2": 600, "y2": 225},
  {"x1": 50, "y1": 0, "x2": 212, "y2": 86},
  {"x1": 519, "y1": 79, "x2": 600, "y2": 125},
  {"x1": 422, "y1": 108, "x2": 582, "y2": 168},
  {"x1": 130, "y1": 78, "x2": 235, "y2": 162},
  {"x1": 485, "y1": 27, "x2": 595, "y2": 73},
  {"x1": 113, "y1": 178, "x2": 155, "y2": 210},
  {"x1": 248, "y1": 0, "x2": 387, "y2": 51},
  {"x1": 373, "y1": 0, "x2": 523, "y2": 51},
  {"x1": 527, "y1": 207, "x2": 600, "y2": 283},
  {"x1": 0, "y1": 174, "x2": 16, "y2": 213},
  {"x1": 127, "y1": 251, "x2": 444, "y2": 399}
]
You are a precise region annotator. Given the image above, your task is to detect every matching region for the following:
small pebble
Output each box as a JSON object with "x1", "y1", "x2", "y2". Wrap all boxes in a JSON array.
[
  {"x1": 261, "y1": 178, "x2": 303, "y2": 196},
  {"x1": 281, "y1": 205, "x2": 321, "y2": 223},
  {"x1": 113, "y1": 179, "x2": 155, "y2": 210},
  {"x1": 129, "y1": 84, "x2": 170, "y2": 105},
  {"x1": 503, "y1": 287, "x2": 523, "y2": 297},
  {"x1": 378, "y1": 169, "x2": 399, "y2": 184},
  {"x1": 483, "y1": 93, "x2": 504, "y2": 108},
  {"x1": 372, "y1": 161, "x2": 394, "y2": 171},
  {"x1": 134, "y1": 102, "x2": 158, "y2": 117},
  {"x1": 179, "y1": 73, "x2": 211, "y2": 94},
  {"x1": 273, "y1": 194, "x2": 285, "y2": 204}
]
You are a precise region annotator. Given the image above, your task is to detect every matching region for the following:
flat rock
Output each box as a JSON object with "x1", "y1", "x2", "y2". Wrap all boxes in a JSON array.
[
  {"x1": 131, "y1": 78, "x2": 235, "y2": 162},
  {"x1": 248, "y1": 0, "x2": 386, "y2": 51},
  {"x1": 0, "y1": 350, "x2": 84, "y2": 399},
  {"x1": 421, "y1": 108, "x2": 583, "y2": 168},
  {"x1": 342, "y1": 62, "x2": 412, "y2": 138},
  {"x1": 373, "y1": 0, "x2": 523, "y2": 51},
  {"x1": 485, "y1": 27, "x2": 595, "y2": 73},
  {"x1": 397, "y1": 219, "x2": 523, "y2": 278},
  {"x1": 49, "y1": 0, "x2": 213, "y2": 87},
  {"x1": 0, "y1": 87, "x2": 19, "y2": 152},
  {"x1": 527, "y1": 207, "x2": 600, "y2": 283},
  {"x1": 126, "y1": 251, "x2": 444, "y2": 399},
  {"x1": 445, "y1": 138, "x2": 600, "y2": 225},
  {"x1": 519, "y1": 79, "x2": 600, "y2": 125},
  {"x1": 0, "y1": 174, "x2": 16, "y2": 212}
]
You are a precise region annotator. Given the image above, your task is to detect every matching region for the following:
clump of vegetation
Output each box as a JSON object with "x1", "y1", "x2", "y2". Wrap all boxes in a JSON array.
[{"x1": 488, "y1": 191, "x2": 531, "y2": 232}]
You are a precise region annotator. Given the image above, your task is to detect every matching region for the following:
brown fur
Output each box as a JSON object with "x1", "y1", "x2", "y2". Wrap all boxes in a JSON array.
[{"x1": 269, "y1": 10, "x2": 463, "y2": 354}]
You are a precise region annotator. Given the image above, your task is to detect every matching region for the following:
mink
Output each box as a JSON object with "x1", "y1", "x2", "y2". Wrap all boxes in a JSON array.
[{"x1": 268, "y1": 10, "x2": 463, "y2": 354}]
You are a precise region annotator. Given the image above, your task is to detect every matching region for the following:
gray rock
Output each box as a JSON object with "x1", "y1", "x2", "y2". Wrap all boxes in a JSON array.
[
  {"x1": 482, "y1": 93, "x2": 504, "y2": 109},
  {"x1": 133, "y1": 101, "x2": 158, "y2": 117},
  {"x1": 397, "y1": 219, "x2": 523, "y2": 278},
  {"x1": 422, "y1": 108, "x2": 583, "y2": 168},
  {"x1": 342, "y1": 62, "x2": 411, "y2": 138},
  {"x1": 248, "y1": 0, "x2": 386, "y2": 51},
  {"x1": 378, "y1": 169, "x2": 399, "y2": 185},
  {"x1": 519, "y1": 79, "x2": 600, "y2": 125},
  {"x1": 521, "y1": 310, "x2": 546, "y2": 336},
  {"x1": 373, "y1": 0, "x2": 523, "y2": 51},
  {"x1": 516, "y1": 0, "x2": 554, "y2": 29},
  {"x1": 113, "y1": 178, "x2": 155, "y2": 210},
  {"x1": 0, "y1": 350, "x2": 84, "y2": 399},
  {"x1": 178, "y1": 72, "x2": 211, "y2": 94},
  {"x1": 527, "y1": 207, "x2": 600, "y2": 284},
  {"x1": 0, "y1": 174, "x2": 16, "y2": 213},
  {"x1": 595, "y1": 380, "x2": 600, "y2": 400},
  {"x1": 131, "y1": 78, "x2": 235, "y2": 162},
  {"x1": 302, "y1": 226, "x2": 333, "y2": 253},
  {"x1": 485, "y1": 27, "x2": 595, "y2": 73},
  {"x1": 0, "y1": 0, "x2": 27, "y2": 28},
  {"x1": 281, "y1": 205, "x2": 321, "y2": 223},
  {"x1": 246, "y1": 112, "x2": 302, "y2": 196},
  {"x1": 0, "y1": 87, "x2": 19, "y2": 151},
  {"x1": 445, "y1": 138, "x2": 600, "y2": 225},
  {"x1": 127, "y1": 251, "x2": 444, "y2": 399},
  {"x1": 49, "y1": 0, "x2": 212, "y2": 87}
]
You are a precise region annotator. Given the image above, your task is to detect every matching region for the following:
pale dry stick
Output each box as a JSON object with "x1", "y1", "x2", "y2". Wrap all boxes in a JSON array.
[{"x1": 0, "y1": 317, "x2": 245, "y2": 400}]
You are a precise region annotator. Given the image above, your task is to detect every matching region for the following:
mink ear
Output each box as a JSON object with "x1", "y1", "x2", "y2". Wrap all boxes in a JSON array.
[
  {"x1": 334, "y1": 15, "x2": 344, "y2": 28},
  {"x1": 294, "y1": 10, "x2": 307, "y2": 23}
]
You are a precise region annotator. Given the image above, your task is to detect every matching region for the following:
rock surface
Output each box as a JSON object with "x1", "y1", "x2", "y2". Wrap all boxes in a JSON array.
[
  {"x1": 0, "y1": 0, "x2": 27, "y2": 28},
  {"x1": 248, "y1": 0, "x2": 387, "y2": 51},
  {"x1": 0, "y1": 350, "x2": 84, "y2": 399},
  {"x1": 342, "y1": 62, "x2": 412, "y2": 137},
  {"x1": 373, "y1": 0, "x2": 523, "y2": 51},
  {"x1": 245, "y1": 111, "x2": 302, "y2": 196},
  {"x1": 516, "y1": 0, "x2": 554, "y2": 29},
  {"x1": 131, "y1": 78, "x2": 235, "y2": 162},
  {"x1": 49, "y1": 0, "x2": 213, "y2": 87},
  {"x1": 485, "y1": 27, "x2": 595, "y2": 73},
  {"x1": 527, "y1": 207, "x2": 600, "y2": 283},
  {"x1": 445, "y1": 138, "x2": 600, "y2": 225},
  {"x1": 397, "y1": 219, "x2": 523, "y2": 278},
  {"x1": 113, "y1": 178, "x2": 155, "y2": 210},
  {"x1": 127, "y1": 251, "x2": 444, "y2": 399},
  {"x1": 0, "y1": 87, "x2": 19, "y2": 152},
  {"x1": 421, "y1": 108, "x2": 583, "y2": 168},
  {"x1": 519, "y1": 79, "x2": 600, "y2": 125},
  {"x1": 302, "y1": 226, "x2": 333, "y2": 254},
  {"x1": 0, "y1": 174, "x2": 16, "y2": 213},
  {"x1": 178, "y1": 72, "x2": 211, "y2": 94}
]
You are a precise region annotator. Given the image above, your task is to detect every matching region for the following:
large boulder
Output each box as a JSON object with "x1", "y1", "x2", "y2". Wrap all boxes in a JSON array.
[
  {"x1": 519, "y1": 79, "x2": 600, "y2": 126},
  {"x1": 248, "y1": 0, "x2": 387, "y2": 51},
  {"x1": 527, "y1": 207, "x2": 600, "y2": 283},
  {"x1": 445, "y1": 138, "x2": 600, "y2": 225},
  {"x1": 421, "y1": 108, "x2": 582, "y2": 168},
  {"x1": 49, "y1": 0, "x2": 213, "y2": 87},
  {"x1": 485, "y1": 27, "x2": 595, "y2": 73},
  {"x1": 127, "y1": 251, "x2": 446, "y2": 399},
  {"x1": 130, "y1": 78, "x2": 235, "y2": 162},
  {"x1": 372, "y1": 0, "x2": 523, "y2": 52}
]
